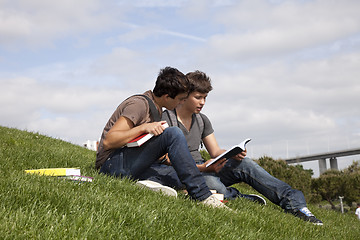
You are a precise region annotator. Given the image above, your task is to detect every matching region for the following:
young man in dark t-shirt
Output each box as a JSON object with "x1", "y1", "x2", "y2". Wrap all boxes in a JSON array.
[
  {"x1": 96, "y1": 67, "x2": 227, "y2": 208},
  {"x1": 150, "y1": 70, "x2": 323, "y2": 225}
]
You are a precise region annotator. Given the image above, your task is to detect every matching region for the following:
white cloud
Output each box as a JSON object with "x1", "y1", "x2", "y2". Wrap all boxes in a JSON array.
[
  {"x1": 90, "y1": 47, "x2": 159, "y2": 90},
  {"x1": 0, "y1": 0, "x2": 122, "y2": 49},
  {"x1": 117, "y1": 0, "x2": 187, "y2": 8},
  {"x1": 204, "y1": 0, "x2": 360, "y2": 59},
  {"x1": 208, "y1": 50, "x2": 360, "y2": 115},
  {"x1": 201, "y1": 49, "x2": 360, "y2": 161},
  {"x1": 0, "y1": 76, "x2": 130, "y2": 139}
]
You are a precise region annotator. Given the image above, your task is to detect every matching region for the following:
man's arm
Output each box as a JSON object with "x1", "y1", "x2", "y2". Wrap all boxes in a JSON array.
[
  {"x1": 193, "y1": 133, "x2": 226, "y2": 172},
  {"x1": 202, "y1": 133, "x2": 226, "y2": 158},
  {"x1": 103, "y1": 116, "x2": 167, "y2": 150}
]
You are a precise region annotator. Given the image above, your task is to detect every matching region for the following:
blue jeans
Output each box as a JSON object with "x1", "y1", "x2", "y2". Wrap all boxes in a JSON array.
[
  {"x1": 99, "y1": 127, "x2": 211, "y2": 201},
  {"x1": 146, "y1": 157, "x2": 307, "y2": 211},
  {"x1": 205, "y1": 158, "x2": 307, "y2": 210}
]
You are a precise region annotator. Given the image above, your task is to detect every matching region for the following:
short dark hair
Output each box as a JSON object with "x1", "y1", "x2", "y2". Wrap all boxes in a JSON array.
[
  {"x1": 186, "y1": 71, "x2": 213, "y2": 94},
  {"x1": 153, "y1": 67, "x2": 190, "y2": 98}
]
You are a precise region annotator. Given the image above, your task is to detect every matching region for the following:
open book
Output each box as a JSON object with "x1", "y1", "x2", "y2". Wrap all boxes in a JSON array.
[
  {"x1": 126, "y1": 122, "x2": 169, "y2": 147},
  {"x1": 206, "y1": 138, "x2": 251, "y2": 168}
]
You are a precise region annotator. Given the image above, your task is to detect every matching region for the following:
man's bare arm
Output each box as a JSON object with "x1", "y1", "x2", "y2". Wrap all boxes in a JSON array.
[
  {"x1": 202, "y1": 133, "x2": 226, "y2": 158},
  {"x1": 103, "y1": 116, "x2": 167, "y2": 150}
]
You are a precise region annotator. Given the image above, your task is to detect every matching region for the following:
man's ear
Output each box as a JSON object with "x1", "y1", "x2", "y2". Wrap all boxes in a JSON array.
[{"x1": 162, "y1": 94, "x2": 171, "y2": 100}]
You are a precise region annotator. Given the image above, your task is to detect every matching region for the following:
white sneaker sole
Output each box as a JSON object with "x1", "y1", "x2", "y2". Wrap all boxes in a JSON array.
[
  {"x1": 248, "y1": 194, "x2": 267, "y2": 205},
  {"x1": 136, "y1": 180, "x2": 178, "y2": 197},
  {"x1": 313, "y1": 222, "x2": 323, "y2": 226}
]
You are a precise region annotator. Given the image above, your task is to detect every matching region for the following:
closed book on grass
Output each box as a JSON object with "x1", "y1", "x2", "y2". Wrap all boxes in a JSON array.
[
  {"x1": 25, "y1": 168, "x2": 81, "y2": 176},
  {"x1": 126, "y1": 122, "x2": 169, "y2": 147},
  {"x1": 206, "y1": 138, "x2": 251, "y2": 168}
]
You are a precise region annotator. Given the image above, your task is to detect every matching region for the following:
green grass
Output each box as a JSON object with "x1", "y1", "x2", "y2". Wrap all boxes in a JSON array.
[{"x1": 0, "y1": 126, "x2": 359, "y2": 239}]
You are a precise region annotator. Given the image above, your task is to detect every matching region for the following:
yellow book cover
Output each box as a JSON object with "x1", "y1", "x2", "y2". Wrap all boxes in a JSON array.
[{"x1": 25, "y1": 168, "x2": 81, "y2": 176}]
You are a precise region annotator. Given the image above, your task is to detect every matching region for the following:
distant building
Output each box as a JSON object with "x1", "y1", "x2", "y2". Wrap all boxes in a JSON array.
[{"x1": 83, "y1": 140, "x2": 98, "y2": 151}]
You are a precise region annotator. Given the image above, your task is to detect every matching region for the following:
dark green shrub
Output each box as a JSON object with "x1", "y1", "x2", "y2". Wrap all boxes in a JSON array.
[{"x1": 256, "y1": 156, "x2": 313, "y2": 202}]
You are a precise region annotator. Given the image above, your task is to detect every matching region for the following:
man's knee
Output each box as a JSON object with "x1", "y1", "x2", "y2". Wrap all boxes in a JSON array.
[
  {"x1": 227, "y1": 157, "x2": 261, "y2": 173},
  {"x1": 164, "y1": 126, "x2": 183, "y2": 135},
  {"x1": 241, "y1": 157, "x2": 262, "y2": 167},
  {"x1": 163, "y1": 127, "x2": 184, "y2": 140},
  {"x1": 227, "y1": 157, "x2": 257, "y2": 169}
]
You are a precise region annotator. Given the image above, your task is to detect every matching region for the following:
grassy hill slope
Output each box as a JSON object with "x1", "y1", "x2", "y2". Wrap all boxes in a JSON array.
[{"x1": 0, "y1": 126, "x2": 358, "y2": 239}]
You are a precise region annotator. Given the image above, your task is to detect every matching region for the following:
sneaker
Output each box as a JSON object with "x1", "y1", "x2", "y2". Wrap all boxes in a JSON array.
[
  {"x1": 201, "y1": 194, "x2": 230, "y2": 209},
  {"x1": 136, "y1": 180, "x2": 178, "y2": 197},
  {"x1": 286, "y1": 207, "x2": 323, "y2": 225},
  {"x1": 241, "y1": 194, "x2": 267, "y2": 205}
]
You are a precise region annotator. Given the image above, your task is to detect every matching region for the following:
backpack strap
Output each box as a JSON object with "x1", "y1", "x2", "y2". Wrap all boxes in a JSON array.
[
  {"x1": 141, "y1": 95, "x2": 161, "y2": 122},
  {"x1": 164, "y1": 109, "x2": 178, "y2": 127},
  {"x1": 195, "y1": 113, "x2": 204, "y2": 136},
  {"x1": 164, "y1": 109, "x2": 204, "y2": 134},
  {"x1": 195, "y1": 113, "x2": 205, "y2": 149},
  {"x1": 164, "y1": 109, "x2": 205, "y2": 148},
  {"x1": 128, "y1": 94, "x2": 161, "y2": 122}
]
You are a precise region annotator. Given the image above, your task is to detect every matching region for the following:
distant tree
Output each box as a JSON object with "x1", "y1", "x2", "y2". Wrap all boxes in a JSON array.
[
  {"x1": 342, "y1": 161, "x2": 360, "y2": 205},
  {"x1": 311, "y1": 161, "x2": 360, "y2": 208},
  {"x1": 344, "y1": 161, "x2": 360, "y2": 174},
  {"x1": 311, "y1": 170, "x2": 344, "y2": 209}
]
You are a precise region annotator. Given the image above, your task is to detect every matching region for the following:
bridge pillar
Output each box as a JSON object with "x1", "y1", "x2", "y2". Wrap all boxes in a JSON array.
[
  {"x1": 319, "y1": 158, "x2": 327, "y2": 175},
  {"x1": 330, "y1": 157, "x2": 338, "y2": 170}
]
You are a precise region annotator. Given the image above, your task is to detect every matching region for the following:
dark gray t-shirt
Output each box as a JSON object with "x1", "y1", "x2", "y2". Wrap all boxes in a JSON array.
[{"x1": 162, "y1": 110, "x2": 214, "y2": 164}]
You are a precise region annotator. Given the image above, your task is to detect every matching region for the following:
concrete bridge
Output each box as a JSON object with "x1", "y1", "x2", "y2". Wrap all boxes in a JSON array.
[{"x1": 284, "y1": 148, "x2": 360, "y2": 175}]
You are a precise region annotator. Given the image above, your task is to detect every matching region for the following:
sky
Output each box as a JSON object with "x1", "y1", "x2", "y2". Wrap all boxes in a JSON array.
[{"x1": 1, "y1": 0, "x2": 360, "y2": 177}]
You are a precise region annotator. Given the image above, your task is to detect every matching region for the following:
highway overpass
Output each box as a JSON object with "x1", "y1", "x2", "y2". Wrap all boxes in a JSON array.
[{"x1": 284, "y1": 148, "x2": 360, "y2": 175}]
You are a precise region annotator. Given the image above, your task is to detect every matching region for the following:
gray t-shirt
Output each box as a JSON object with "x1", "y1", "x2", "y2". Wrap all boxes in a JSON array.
[{"x1": 162, "y1": 110, "x2": 214, "y2": 164}]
